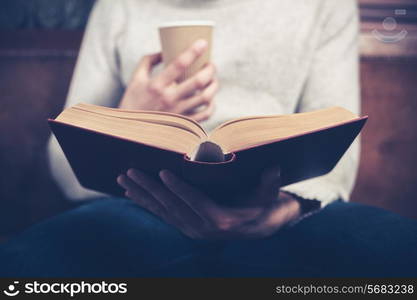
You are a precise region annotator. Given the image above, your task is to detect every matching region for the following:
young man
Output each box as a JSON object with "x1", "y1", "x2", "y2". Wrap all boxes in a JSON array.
[{"x1": 1, "y1": 0, "x2": 416, "y2": 276}]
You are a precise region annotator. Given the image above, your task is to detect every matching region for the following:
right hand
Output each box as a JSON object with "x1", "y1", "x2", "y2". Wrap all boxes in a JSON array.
[
  {"x1": 119, "y1": 39, "x2": 219, "y2": 122},
  {"x1": 117, "y1": 166, "x2": 302, "y2": 240}
]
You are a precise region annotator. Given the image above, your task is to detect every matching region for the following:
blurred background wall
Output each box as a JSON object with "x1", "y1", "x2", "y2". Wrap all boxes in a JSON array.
[
  {"x1": 0, "y1": 0, "x2": 416, "y2": 238},
  {"x1": 0, "y1": 0, "x2": 94, "y2": 30}
]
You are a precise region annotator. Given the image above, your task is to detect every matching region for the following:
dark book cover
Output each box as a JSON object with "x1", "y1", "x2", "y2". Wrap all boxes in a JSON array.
[{"x1": 49, "y1": 116, "x2": 367, "y2": 203}]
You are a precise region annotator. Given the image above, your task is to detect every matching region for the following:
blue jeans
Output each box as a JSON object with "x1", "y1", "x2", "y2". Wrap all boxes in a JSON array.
[{"x1": 1, "y1": 198, "x2": 417, "y2": 277}]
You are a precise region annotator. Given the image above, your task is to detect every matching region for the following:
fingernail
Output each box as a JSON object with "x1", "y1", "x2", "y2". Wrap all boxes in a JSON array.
[
  {"x1": 159, "y1": 169, "x2": 167, "y2": 178},
  {"x1": 194, "y1": 39, "x2": 208, "y2": 51},
  {"x1": 128, "y1": 169, "x2": 145, "y2": 181},
  {"x1": 127, "y1": 168, "x2": 136, "y2": 177},
  {"x1": 117, "y1": 175, "x2": 124, "y2": 185},
  {"x1": 159, "y1": 169, "x2": 171, "y2": 180}
]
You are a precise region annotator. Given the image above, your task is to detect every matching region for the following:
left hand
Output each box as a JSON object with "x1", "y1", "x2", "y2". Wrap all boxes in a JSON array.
[{"x1": 117, "y1": 167, "x2": 301, "y2": 240}]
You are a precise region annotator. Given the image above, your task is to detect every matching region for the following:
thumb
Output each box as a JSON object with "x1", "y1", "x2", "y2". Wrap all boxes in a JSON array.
[
  {"x1": 255, "y1": 165, "x2": 281, "y2": 204},
  {"x1": 136, "y1": 52, "x2": 162, "y2": 80}
]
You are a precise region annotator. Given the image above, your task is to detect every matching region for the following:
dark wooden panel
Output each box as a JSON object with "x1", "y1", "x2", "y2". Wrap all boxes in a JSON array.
[
  {"x1": 355, "y1": 0, "x2": 417, "y2": 219},
  {"x1": 0, "y1": 30, "x2": 83, "y2": 50},
  {"x1": 352, "y1": 58, "x2": 417, "y2": 219},
  {"x1": 0, "y1": 31, "x2": 82, "y2": 235}
]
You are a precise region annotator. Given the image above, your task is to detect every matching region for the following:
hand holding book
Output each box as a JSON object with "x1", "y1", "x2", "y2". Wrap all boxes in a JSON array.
[{"x1": 117, "y1": 166, "x2": 302, "y2": 240}]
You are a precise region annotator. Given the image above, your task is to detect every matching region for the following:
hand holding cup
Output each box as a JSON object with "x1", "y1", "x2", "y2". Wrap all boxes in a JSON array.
[
  {"x1": 119, "y1": 21, "x2": 216, "y2": 122},
  {"x1": 119, "y1": 39, "x2": 218, "y2": 122}
]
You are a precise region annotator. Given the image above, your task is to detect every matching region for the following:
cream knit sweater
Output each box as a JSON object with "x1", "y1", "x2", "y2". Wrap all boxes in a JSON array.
[{"x1": 48, "y1": 0, "x2": 361, "y2": 206}]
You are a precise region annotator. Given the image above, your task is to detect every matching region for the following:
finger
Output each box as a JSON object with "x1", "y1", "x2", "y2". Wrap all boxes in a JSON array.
[
  {"x1": 175, "y1": 78, "x2": 219, "y2": 114},
  {"x1": 175, "y1": 63, "x2": 216, "y2": 99},
  {"x1": 154, "y1": 39, "x2": 208, "y2": 87},
  {"x1": 233, "y1": 167, "x2": 281, "y2": 234},
  {"x1": 135, "y1": 53, "x2": 162, "y2": 81},
  {"x1": 188, "y1": 99, "x2": 216, "y2": 122},
  {"x1": 255, "y1": 166, "x2": 281, "y2": 204},
  {"x1": 159, "y1": 169, "x2": 218, "y2": 222},
  {"x1": 117, "y1": 174, "x2": 167, "y2": 217},
  {"x1": 126, "y1": 169, "x2": 175, "y2": 211},
  {"x1": 127, "y1": 169, "x2": 205, "y2": 226}
]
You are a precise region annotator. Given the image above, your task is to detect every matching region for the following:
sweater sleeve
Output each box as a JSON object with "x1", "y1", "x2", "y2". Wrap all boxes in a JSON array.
[
  {"x1": 281, "y1": 0, "x2": 361, "y2": 207},
  {"x1": 47, "y1": 0, "x2": 126, "y2": 200}
]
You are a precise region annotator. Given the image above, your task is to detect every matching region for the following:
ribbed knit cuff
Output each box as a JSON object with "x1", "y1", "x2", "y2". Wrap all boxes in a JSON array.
[
  {"x1": 281, "y1": 178, "x2": 345, "y2": 208},
  {"x1": 280, "y1": 178, "x2": 347, "y2": 227}
]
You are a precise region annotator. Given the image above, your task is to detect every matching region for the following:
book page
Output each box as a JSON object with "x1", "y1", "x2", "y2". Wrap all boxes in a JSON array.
[
  {"x1": 75, "y1": 103, "x2": 207, "y2": 139},
  {"x1": 208, "y1": 107, "x2": 359, "y2": 153},
  {"x1": 56, "y1": 105, "x2": 204, "y2": 155}
]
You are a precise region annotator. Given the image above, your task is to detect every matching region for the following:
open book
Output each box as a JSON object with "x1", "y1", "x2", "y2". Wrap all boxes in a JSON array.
[{"x1": 49, "y1": 103, "x2": 367, "y2": 202}]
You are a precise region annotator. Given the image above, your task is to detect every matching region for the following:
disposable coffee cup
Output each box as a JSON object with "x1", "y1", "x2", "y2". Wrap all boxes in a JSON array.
[{"x1": 159, "y1": 21, "x2": 214, "y2": 82}]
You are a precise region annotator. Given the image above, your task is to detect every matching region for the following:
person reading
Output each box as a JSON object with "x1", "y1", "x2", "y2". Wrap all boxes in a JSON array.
[{"x1": 1, "y1": 0, "x2": 416, "y2": 277}]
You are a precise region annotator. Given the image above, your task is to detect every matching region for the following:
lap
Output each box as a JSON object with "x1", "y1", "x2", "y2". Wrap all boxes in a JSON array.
[
  {"x1": 217, "y1": 201, "x2": 417, "y2": 277},
  {"x1": 1, "y1": 198, "x2": 416, "y2": 277},
  {"x1": 0, "y1": 198, "x2": 205, "y2": 276}
]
